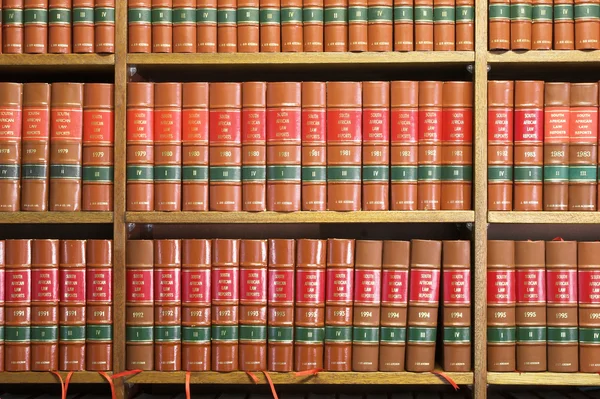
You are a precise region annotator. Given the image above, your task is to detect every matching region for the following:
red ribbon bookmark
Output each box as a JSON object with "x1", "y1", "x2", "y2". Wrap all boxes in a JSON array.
[
  {"x1": 49, "y1": 371, "x2": 74, "y2": 399},
  {"x1": 294, "y1": 368, "x2": 322, "y2": 377},
  {"x1": 431, "y1": 371, "x2": 459, "y2": 391},
  {"x1": 98, "y1": 369, "x2": 143, "y2": 399}
]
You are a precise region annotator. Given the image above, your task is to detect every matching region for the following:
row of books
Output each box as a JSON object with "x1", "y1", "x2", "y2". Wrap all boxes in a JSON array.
[
  {"x1": 1, "y1": 1, "x2": 115, "y2": 54},
  {"x1": 488, "y1": 80, "x2": 600, "y2": 212},
  {"x1": 126, "y1": 238, "x2": 471, "y2": 372},
  {"x1": 0, "y1": 239, "x2": 113, "y2": 372},
  {"x1": 128, "y1": 0, "x2": 475, "y2": 53},
  {"x1": 488, "y1": 0, "x2": 595, "y2": 51},
  {"x1": 488, "y1": 239, "x2": 600, "y2": 373},
  {"x1": 0, "y1": 82, "x2": 114, "y2": 213},
  {"x1": 134, "y1": 394, "x2": 468, "y2": 399},
  {"x1": 127, "y1": 81, "x2": 472, "y2": 212}
]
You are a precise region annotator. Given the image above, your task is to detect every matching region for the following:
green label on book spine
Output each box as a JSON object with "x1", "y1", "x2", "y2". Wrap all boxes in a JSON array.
[
  {"x1": 154, "y1": 326, "x2": 181, "y2": 342},
  {"x1": 154, "y1": 165, "x2": 182, "y2": 181},
  {"x1": 295, "y1": 326, "x2": 325, "y2": 343},
  {"x1": 173, "y1": 8, "x2": 196, "y2": 23},
  {"x1": 488, "y1": 165, "x2": 512, "y2": 181},
  {"x1": 417, "y1": 165, "x2": 441, "y2": 181},
  {"x1": 575, "y1": 4, "x2": 600, "y2": 20},
  {"x1": 394, "y1": 6, "x2": 413, "y2": 22},
  {"x1": 86, "y1": 325, "x2": 113, "y2": 341},
  {"x1": 433, "y1": 6, "x2": 455, "y2": 22},
  {"x1": 303, "y1": 7, "x2": 324, "y2": 23},
  {"x1": 554, "y1": 4, "x2": 574, "y2": 20},
  {"x1": 182, "y1": 326, "x2": 211, "y2": 343},
  {"x1": 513, "y1": 166, "x2": 542, "y2": 182},
  {"x1": 183, "y1": 165, "x2": 209, "y2": 181},
  {"x1": 441, "y1": 165, "x2": 472, "y2": 181},
  {"x1": 414, "y1": 6, "x2": 433, "y2": 22},
  {"x1": 489, "y1": 4, "x2": 510, "y2": 20},
  {"x1": 580, "y1": 327, "x2": 600, "y2": 343},
  {"x1": 127, "y1": 165, "x2": 153, "y2": 181},
  {"x1": 237, "y1": 7, "x2": 259, "y2": 24},
  {"x1": 73, "y1": 8, "x2": 94, "y2": 24},
  {"x1": 407, "y1": 327, "x2": 436, "y2": 343},
  {"x1": 24, "y1": 9, "x2": 48, "y2": 25},
  {"x1": 267, "y1": 165, "x2": 301, "y2": 181},
  {"x1": 380, "y1": 327, "x2": 406, "y2": 342},
  {"x1": 327, "y1": 166, "x2": 361, "y2": 182},
  {"x1": 268, "y1": 326, "x2": 294, "y2": 342},
  {"x1": 511, "y1": 4, "x2": 533, "y2": 20},
  {"x1": 209, "y1": 166, "x2": 241, "y2": 182},
  {"x1": 349, "y1": 6, "x2": 368, "y2": 22},
  {"x1": 456, "y1": 6, "x2": 475, "y2": 22},
  {"x1": 532, "y1": 4, "x2": 552, "y2": 21},
  {"x1": 217, "y1": 9, "x2": 237, "y2": 25},
  {"x1": 0, "y1": 165, "x2": 20, "y2": 179},
  {"x1": 547, "y1": 327, "x2": 577, "y2": 343},
  {"x1": 22, "y1": 164, "x2": 47, "y2": 179},
  {"x1": 126, "y1": 326, "x2": 153, "y2": 343},
  {"x1": 197, "y1": 8, "x2": 217, "y2": 24},
  {"x1": 152, "y1": 8, "x2": 173, "y2": 24},
  {"x1": 212, "y1": 325, "x2": 239, "y2": 341},
  {"x1": 516, "y1": 326, "x2": 546, "y2": 342},
  {"x1": 49, "y1": 8, "x2": 71, "y2": 24},
  {"x1": 302, "y1": 166, "x2": 326, "y2": 182},
  {"x1": 544, "y1": 165, "x2": 568, "y2": 182},
  {"x1": 363, "y1": 165, "x2": 389, "y2": 181},
  {"x1": 5, "y1": 326, "x2": 30, "y2": 342},
  {"x1": 570, "y1": 165, "x2": 597, "y2": 182},
  {"x1": 239, "y1": 325, "x2": 267, "y2": 341},
  {"x1": 281, "y1": 7, "x2": 302, "y2": 23},
  {"x1": 368, "y1": 6, "x2": 393, "y2": 22},
  {"x1": 487, "y1": 327, "x2": 516, "y2": 343},
  {"x1": 260, "y1": 8, "x2": 280, "y2": 24},
  {"x1": 129, "y1": 8, "x2": 151, "y2": 24},
  {"x1": 50, "y1": 165, "x2": 81, "y2": 179},
  {"x1": 59, "y1": 326, "x2": 86, "y2": 341},
  {"x1": 353, "y1": 327, "x2": 379, "y2": 343},
  {"x1": 391, "y1": 165, "x2": 418, "y2": 182},
  {"x1": 242, "y1": 165, "x2": 266, "y2": 182},
  {"x1": 95, "y1": 7, "x2": 115, "y2": 23},
  {"x1": 443, "y1": 327, "x2": 471, "y2": 343},
  {"x1": 31, "y1": 326, "x2": 58, "y2": 342},
  {"x1": 3, "y1": 9, "x2": 24, "y2": 25},
  {"x1": 324, "y1": 7, "x2": 347, "y2": 23},
  {"x1": 83, "y1": 166, "x2": 114, "y2": 183},
  {"x1": 325, "y1": 326, "x2": 352, "y2": 342}
]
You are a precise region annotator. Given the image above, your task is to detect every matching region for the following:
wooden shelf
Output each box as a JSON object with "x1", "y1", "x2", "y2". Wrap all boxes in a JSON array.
[
  {"x1": 487, "y1": 51, "x2": 600, "y2": 65},
  {"x1": 0, "y1": 212, "x2": 113, "y2": 224},
  {"x1": 127, "y1": 371, "x2": 473, "y2": 385},
  {"x1": 0, "y1": 54, "x2": 115, "y2": 70},
  {"x1": 488, "y1": 372, "x2": 600, "y2": 386},
  {"x1": 488, "y1": 211, "x2": 600, "y2": 224},
  {"x1": 0, "y1": 371, "x2": 110, "y2": 384},
  {"x1": 126, "y1": 211, "x2": 475, "y2": 224}
]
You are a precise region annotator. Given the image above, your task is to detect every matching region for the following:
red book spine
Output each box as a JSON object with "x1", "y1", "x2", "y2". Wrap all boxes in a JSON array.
[
  {"x1": 5, "y1": 239, "x2": 32, "y2": 371},
  {"x1": 324, "y1": 0, "x2": 347, "y2": 51},
  {"x1": 48, "y1": 0, "x2": 71, "y2": 53},
  {"x1": 31, "y1": 239, "x2": 59, "y2": 371},
  {"x1": 173, "y1": 0, "x2": 196, "y2": 52},
  {"x1": 367, "y1": 0, "x2": 392, "y2": 51},
  {"x1": 417, "y1": 81, "x2": 442, "y2": 210},
  {"x1": 237, "y1": 0, "x2": 259, "y2": 52},
  {"x1": 489, "y1": 0, "x2": 509, "y2": 50},
  {"x1": 129, "y1": 0, "x2": 152, "y2": 53},
  {"x1": 575, "y1": 0, "x2": 600, "y2": 50},
  {"x1": 94, "y1": 0, "x2": 115, "y2": 53},
  {"x1": 24, "y1": 0, "x2": 48, "y2": 53},
  {"x1": 303, "y1": 0, "x2": 323, "y2": 51},
  {"x1": 260, "y1": 0, "x2": 280, "y2": 51},
  {"x1": 0, "y1": 82, "x2": 22, "y2": 212},
  {"x1": 511, "y1": 0, "x2": 532, "y2": 50},
  {"x1": 217, "y1": 0, "x2": 237, "y2": 52},
  {"x1": 414, "y1": 0, "x2": 433, "y2": 50},
  {"x1": 281, "y1": 0, "x2": 302, "y2": 51},
  {"x1": 242, "y1": 82, "x2": 266, "y2": 211},
  {"x1": 152, "y1": 0, "x2": 173, "y2": 52},
  {"x1": 3, "y1": 0, "x2": 24, "y2": 54},
  {"x1": 59, "y1": 240, "x2": 86, "y2": 371},
  {"x1": 73, "y1": 0, "x2": 95, "y2": 53},
  {"x1": 455, "y1": 0, "x2": 473, "y2": 50},
  {"x1": 0, "y1": 241, "x2": 4, "y2": 372},
  {"x1": 531, "y1": 0, "x2": 551, "y2": 49},
  {"x1": 578, "y1": 242, "x2": 600, "y2": 372},
  {"x1": 433, "y1": 0, "x2": 454, "y2": 50},
  {"x1": 348, "y1": 0, "x2": 367, "y2": 51},
  {"x1": 82, "y1": 83, "x2": 114, "y2": 211},
  {"x1": 553, "y1": 0, "x2": 574, "y2": 50},
  {"x1": 196, "y1": 0, "x2": 217, "y2": 52},
  {"x1": 154, "y1": 82, "x2": 182, "y2": 211},
  {"x1": 393, "y1": 0, "x2": 413, "y2": 51}
]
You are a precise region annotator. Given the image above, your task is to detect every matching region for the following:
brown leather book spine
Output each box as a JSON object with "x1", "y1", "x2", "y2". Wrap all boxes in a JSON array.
[
  {"x1": 4, "y1": 0, "x2": 24, "y2": 54},
  {"x1": 24, "y1": 0, "x2": 48, "y2": 53},
  {"x1": 418, "y1": 81, "x2": 442, "y2": 210},
  {"x1": 217, "y1": 0, "x2": 237, "y2": 52},
  {"x1": 154, "y1": 239, "x2": 181, "y2": 371},
  {"x1": 85, "y1": 239, "x2": 112, "y2": 371},
  {"x1": 488, "y1": 0, "x2": 510, "y2": 50},
  {"x1": 0, "y1": 241, "x2": 4, "y2": 372},
  {"x1": 154, "y1": 82, "x2": 182, "y2": 211},
  {"x1": 239, "y1": 239, "x2": 268, "y2": 371},
  {"x1": 50, "y1": 83, "x2": 84, "y2": 212},
  {"x1": 514, "y1": 80, "x2": 543, "y2": 211},
  {"x1": 367, "y1": 0, "x2": 392, "y2": 51},
  {"x1": 152, "y1": 0, "x2": 173, "y2": 52},
  {"x1": 569, "y1": 83, "x2": 598, "y2": 211},
  {"x1": 349, "y1": 0, "x2": 367, "y2": 51},
  {"x1": 433, "y1": 0, "x2": 454, "y2": 50},
  {"x1": 294, "y1": 238, "x2": 326, "y2": 371},
  {"x1": 126, "y1": 240, "x2": 154, "y2": 370},
  {"x1": 545, "y1": 239, "x2": 578, "y2": 372},
  {"x1": 30, "y1": 239, "x2": 59, "y2": 371},
  {"x1": 553, "y1": 0, "x2": 574, "y2": 50},
  {"x1": 128, "y1": 0, "x2": 152, "y2": 53},
  {"x1": 362, "y1": 82, "x2": 389, "y2": 211},
  {"x1": 281, "y1": 0, "x2": 302, "y2": 51},
  {"x1": 181, "y1": 239, "x2": 211, "y2": 371},
  {"x1": 0, "y1": 83, "x2": 22, "y2": 212},
  {"x1": 324, "y1": 238, "x2": 354, "y2": 371},
  {"x1": 405, "y1": 239, "x2": 441, "y2": 372},
  {"x1": 73, "y1": 0, "x2": 94, "y2": 53},
  {"x1": 260, "y1": 0, "x2": 281, "y2": 51},
  {"x1": 267, "y1": 82, "x2": 301, "y2": 212},
  {"x1": 303, "y1": 0, "x2": 324, "y2": 51},
  {"x1": 48, "y1": 0, "x2": 71, "y2": 53},
  {"x1": 414, "y1": 0, "x2": 433, "y2": 50},
  {"x1": 301, "y1": 82, "x2": 326, "y2": 211},
  {"x1": 196, "y1": 0, "x2": 217, "y2": 52},
  {"x1": 578, "y1": 241, "x2": 600, "y2": 372},
  {"x1": 5, "y1": 239, "x2": 31, "y2": 371},
  {"x1": 487, "y1": 240, "x2": 516, "y2": 372},
  {"x1": 352, "y1": 240, "x2": 382, "y2": 372},
  {"x1": 327, "y1": 82, "x2": 362, "y2": 211},
  {"x1": 324, "y1": 0, "x2": 347, "y2": 51},
  {"x1": 394, "y1": 0, "x2": 413, "y2": 51},
  {"x1": 95, "y1": 0, "x2": 115, "y2": 53},
  {"x1": 127, "y1": 82, "x2": 154, "y2": 211},
  {"x1": 267, "y1": 239, "x2": 295, "y2": 371},
  {"x1": 442, "y1": 240, "x2": 471, "y2": 372},
  {"x1": 59, "y1": 240, "x2": 86, "y2": 371},
  {"x1": 511, "y1": 0, "x2": 532, "y2": 50},
  {"x1": 455, "y1": 0, "x2": 473, "y2": 50},
  {"x1": 488, "y1": 81, "x2": 513, "y2": 211},
  {"x1": 441, "y1": 81, "x2": 473, "y2": 210},
  {"x1": 390, "y1": 81, "x2": 418, "y2": 210},
  {"x1": 242, "y1": 82, "x2": 266, "y2": 211},
  {"x1": 173, "y1": 0, "x2": 196, "y2": 52},
  {"x1": 515, "y1": 240, "x2": 546, "y2": 372},
  {"x1": 212, "y1": 238, "x2": 240, "y2": 371},
  {"x1": 575, "y1": 0, "x2": 600, "y2": 50},
  {"x1": 238, "y1": 0, "x2": 259, "y2": 52},
  {"x1": 379, "y1": 240, "x2": 409, "y2": 371},
  {"x1": 83, "y1": 83, "x2": 114, "y2": 211},
  {"x1": 209, "y1": 82, "x2": 242, "y2": 211},
  {"x1": 531, "y1": 0, "x2": 551, "y2": 49}
]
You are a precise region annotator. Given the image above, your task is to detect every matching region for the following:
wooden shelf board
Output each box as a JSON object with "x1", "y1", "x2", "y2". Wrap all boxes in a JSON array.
[
  {"x1": 127, "y1": 371, "x2": 473, "y2": 385},
  {"x1": 126, "y1": 211, "x2": 475, "y2": 224},
  {"x1": 488, "y1": 372, "x2": 600, "y2": 386},
  {"x1": 0, "y1": 54, "x2": 115, "y2": 69},
  {"x1": 487, "y1": 51, "x2": 600, "y2": 65},
  {"x1": 0, "y1": 212, "x2": 113, "y2": 224},
  {"x1": 488, "y1": 211, "x2": 600, "y2": 224},
  {"x1": 0, "y1": 371, "x2": 110, "y2": 384}
]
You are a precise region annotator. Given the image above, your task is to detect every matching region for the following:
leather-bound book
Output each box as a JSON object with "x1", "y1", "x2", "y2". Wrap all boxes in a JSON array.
[
  {"x1": 217, "y1": 0, "x2": 237, "y2": 52},
  {"x1": 48, "y1": 0, "x2": 71, "y2": 53},
  {"x1": 3, "y1": 0, "x2": 24, "y2": 54},
  {"x1": 260, "y1": 0, "x2": 281, "y2": 51},
  {"x1": 578, "y1": 241, "x2": 600, "y2": 372},
  {"x1": 281, "y1": 0, "x2": 302, "y2": 51},
  {"x1": 531, "y1": 0, "x2": 551, "y2": 49},
  {"x1": 237, "y1": 0, "x2": 259, "y2": 52},
  {"x1": 433, "y1": 0, "x2": 454, "y2": 50},
  {"x1": 553, "y1": 0, "x2": 574, "y2": 50},
  {"x1": 324, "y1": 0, "x2": 348, "y2": 51},
  {"x1": 414, "y1": 0, "x2": 433, "y2": 50},
  {"x1": 418, "y1": 81, "x2": 442, "y2": 210},
  {"x1": 73, "y1": 0, "x2": 94, "y2": 53},
  {"x1": 0, "y1": 241, "x2": 4, "y2": 371},
  {"x1": 575, "y1": 0, "x2": 600, "y2": 50},
  {"x1": 95, "y1": 0, "x2": 116, "y2": 53},
  {"x1": 129, "y1": 0, "x2": 152, "y2": 52},
  {"x1": 24, "y1": 0, "x2": 48, "y2": 53},
  {"x1": 367, "y1": 0, "x2": 392, "y2": 51},
  {"x1": 241, "y1": 82, "x2": 266, "y2": 211},
  {"x1": 173, "y1": 0, "x2": 196, "y2": 52},
  {"x1": 488, "y1": 0, "x2": 510, "y2": 50},
  {"x1": 455, "y1": 0, "x2": 473, "y2": 49},
  {"x1": 510, "y1": 0, "x2": 532, "y2": 50},
  {"x1": 0, "y1": 83, "x2": 22, "y2": 212},
  {"x1": 393, "y1": 0, "x2": 413, "y2": 50},
  {"x1": 196, "y1": 0, "x2": 217, "y2": 52},
  {"x1": 349, "y1": 0, "x2": 367, "y2": 52},
  {"x1": 303, "y1": 0, "x2": 324, "y2": 51},
  {"x1": 152, "y1": 0, "x2": 173, "y2": 52}
]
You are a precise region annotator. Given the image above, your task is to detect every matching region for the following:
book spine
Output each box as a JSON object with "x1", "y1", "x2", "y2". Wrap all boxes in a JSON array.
[
  {"x1": 0, "y1": 83, "x2": 22, "y2": 212},
  {"x1": 545, "y1": 240, "x2": 578, "y2": 372},
  {"x1": 237, "y1": 0, "x2": 259, "y2": 51},
  {"x1": 441, "y1": 81, "x2": 473, "y2": 211},
  {"x1": 95, "y1": 0, "x2": 115, "y2": 53},
  {"x1": 59, "y1": 240, "x2": 86, "y2": 371},
  {"x1": 442, "y1": 240, "x2": 471, "y2": 372},
  {"x1": 513, "y1": 80, "x2": 543, "y2": 211},
  {"x1": 578, "y1": 241, "x2": 600, "y2": 372},
  {"x1": 301, "y1": 82, "x2": 327, "y2": 211},
  {"x1": 267, "y1": 239, "x2": 295, "y2": 371},
  {"x1": 433, "y1": 0, "x2": 454, "y2": 50},
  {"x1": 0, "y1": 241, "x2": 4, "y2": 372},
  {"x1": 24, "y1": 0, "x2": 48, "y2": 53},
  {"x1": 531, "y1": 0, "x2": 551, "y2": 49},
  {"x1": 3, "y1": 0, "x2": 24, "y2": 54},
  {"x1": 414, "y1": 0, "x2": 433, "y2": 50},
  {"x1": 303, "y1": 0, "x2": 324, "y2": 51},
  {"x1": 21, "y1": 83, "x2": 51, "y2": 212},
  {"x1": 152, "y1": 0, "x2": 173, "y2": 52},
  {"x1": 181, "y1": 239, "x2": 211, "y2": 371},
  {"x1": 129, "y1": 0, "x2": 152, "y2": 53},
  {"x1": 126, "y1": 240, "x2": 154, "y2": 370},
  {"x1": 49, "y1": 83, "x2": 84, "y2": 212},
  {"x1": 511, "y1": 0, "x2": 532, "y2": 50},
  {"x1": 487, "y1": 240, "x2": 516, "y2": 372},
  {"x1": 405, "y1": 239, "x2": 441, "y2": 372},
  {"x1": 154, "y1": 239, "x2": 182, "y2": 371},
  {"x1": 349, "y1": 0, "x2": 367, "y2": 51},
  {"x1": 239, "y1": 239, "x2": 268, "y2": 371},
  {"x1": 209, "y1": 82, "x2": 242, "y2": 211},
  {"x1": 4, "y1": 239, "x2": 32, "y2": 371},
  {"x1": 211, "y1": 238, "x2": 240, "y2": 371},
  {"x1": 48, "y1": 0, "x2": 71, "y2": 53},
  {"x1": 85, "y1": 239, "x2": 113, "y2": 371},
  {"x1": 83, "y1": 83, "x2": 114, "y2": 211},
  {"x1": 488, "y1": 0, "x2": 510, "y2": 50},
  {"x1": 154, "y1": 82, "x2": 182, "y2": 211},
  {"x1": 515, "y1": 240, "x2": 546, "y2": 371},
  {"x1": 379, "y1": 240, "x2": 409, "y2": 371},
  {"x1": 324, "y1": 0, "x2": 347, "y2": 51},
  {"x1": 390, "y1": 81, "x2": 418, "y2": 210},
  {"x1": 217, "y1": 0, "x2": 237, "y2": 52},
  {"x1": 242, "y1": 82, "x2": 266, "y2": 211},
  {"x1": 173, "y1": 0, "x2": 196, "y2": 52},
  {"x1": 327, "y1": 82, "x2": 362, "y2": 211},
  {"x1": 294, "y1": 238, "x2": 326, "y2": 371},
  {"x1": 30, "y1": 239, "x2": 59, "y2": 371},
  {"x1": 418, "y1": 81, "x2": 442, "y2": 210},
  {"x1": 260, "y1": 0, "x2": 281, "y2": 51},
  {"x1": 197, "y1": 0, "x2": 217, "y2": 52},
  {"x1": 368, "y1": 0, "x2": 392, "y2": 51},
  {"x1": 324, "y1": 239, "x2": 354, "y2": 371},
  {"x1": 553, "y1": 0, "x2": 574, "y2": 50},
  {"x1": 266, "y1": 82, "x2": 301, "y2": 212},
  {"x1": 73, "y1": 0, "x2": 94, "y2": 53},
  {"x1": 455, "y1": 0, "x2": 473, "y2": 50},
  {"x1": 393, "y1": 0, "x2": 413, "y2": 50},
  {"x1": 352, "y1": 240, "x2": 382, "y2": 372},
  {"x1": 281, "y1": 0, "x2": 302, "y2": 51},
  {"x1": 575, "y1": 1, "x2": 600, "y2": 50},
  {"x1": 362, "y1": 81, "x2": 389, "y2": 211}
]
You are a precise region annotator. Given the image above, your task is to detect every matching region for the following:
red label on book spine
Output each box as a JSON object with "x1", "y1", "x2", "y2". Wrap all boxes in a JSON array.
[
  {"x1": 418, "y1": 109, "x2": 442, "y2": 142},
  {"x1": 50, "y1": 109, "x2": 83, "y2": 141},
  {"x1": 443, "y1": 270, "x2": 471, "y2": 304},
  {"x1": 23, "y1": 108, "x2": 50, "y2": 140},
  {"x1": 391, "y1": 109, "x2": 418, "y2": 143},
  {"x1": 363, "y1": 109, "x2": 389, "y2": 143},
  {"x1": 242, "y1": 109, "x2": 266, "y2": 143},
  {"x1": 31, "y1": 269, "x2": 59, "y2": 302},
  {"x1": 181, "y1": 269, "x2": 211, "y2": 304},
  {"x1": 326, "y1": 269, "x2": 353, "y2": 303},
  {"x1": 516, "y1": 270, "x2": 546, "y2": 303},
  {"x1": 546, "y1": 270, "x2": 577, "y2": 304},
  {"x1": 126, "y1": 270, "x2": 153, "y2": 302},
  {"x1": 0, "y1": 269, "x2": 5, "y2": 302},
  {"x1": 442, "y1": 109, "x2": 472, "y2": 142},
  {"x1": 327, "y1": 110, "x2": 362, "y2": 143},
  {"x1": 0, "y1": 108, "x2": 23, "y2": 140},
  {"x1": 487, "y1": 270, "x2": 516, "y2": 304},
  {"x1": 302, "y1": 110, "x2": 326, "y2": 143},
  {"x1": 87, "y1": 268, "x2": 112, "y2": 303},
  {"x1": 354, "y1": 269, "x2": 381, "y2": 304},
  {"x1": 5, "y1": 270, "x2": 31, "y2": 303},
  {"x1": 155, "y1": 110, "x2": 182, "y2": 143},
  {"x1": 570, "y1": 107, "x2": 599, "y2": 143},
  {"x1": 154, "y1": 269, "x2": 181, "y2": 303},
  {"x1": 295, "y1": 269, "x2": 325, "y2": 304},
  {"x1": 211, "y1": 268, "x2": 239, "y2": 302},
  {"x1": 183, "y1": 109, "x2": 209, "y2": 143},
  {"x1": 268, "y1": 269, "x2": 294, "y2": 303},
  {"x1": 514, "y1": 109, "x2": 543, "y2": 143},
  {"x1": 267, "y1": 108, "x2": 301, "y2": 143},
  {"x1": 544, "y1": 107, "x2": 569, "y2": 142},
  {"x1": 408, "y1": 269, "x2": 440, "y2": 303},
  {"x1": 126, "y1": 109, "x2": 154, "y2": 142},
  {"x1": 579, "y1": 270, "x2": 600, "y2": 304},
  {"x1": 60, "y1": 270, "x2": 86, "y2": 302},
  {"x1": 83, "y1": 110, "x2": 114, "y2": 144},
  {"x1": 488, "y1": 109, "x2": 513, "y2": 143},
  {"x1": 209, "y1": 110, "x2": 242, "y2": 144},
  {"x1": 240, "y1": 268, "x2": 267, "y2": 302},
  {"x1": 381, "y1": 269, "x2": 408, "y2": 304}
]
